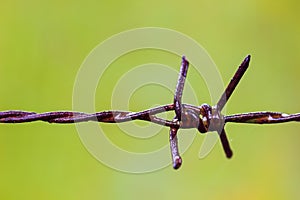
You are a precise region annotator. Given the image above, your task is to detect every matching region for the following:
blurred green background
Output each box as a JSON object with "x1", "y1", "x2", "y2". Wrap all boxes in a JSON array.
[{"x1": 1, "y1": 0, "x2": 300, "y2": 199}]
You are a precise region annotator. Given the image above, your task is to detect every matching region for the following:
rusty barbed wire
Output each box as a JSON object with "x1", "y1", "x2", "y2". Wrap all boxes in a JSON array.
[{"x1": 1, "y1": 55, "x2": 300, "y2": 169}]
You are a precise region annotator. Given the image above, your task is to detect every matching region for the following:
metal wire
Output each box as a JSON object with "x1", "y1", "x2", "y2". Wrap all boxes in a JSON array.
[{"x1": 1, "y1": 55, "x2": 299, "y2": 169}]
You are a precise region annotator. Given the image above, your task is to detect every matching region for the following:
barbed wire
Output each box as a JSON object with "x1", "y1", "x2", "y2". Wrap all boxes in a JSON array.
[{"x1": 1, "y1": 55, "x2": 299, "y2": 169}]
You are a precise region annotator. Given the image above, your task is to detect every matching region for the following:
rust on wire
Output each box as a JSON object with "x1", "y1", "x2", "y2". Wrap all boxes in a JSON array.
[{"x1": 1, "y1": 55, "x2": 300, "y2": 169}]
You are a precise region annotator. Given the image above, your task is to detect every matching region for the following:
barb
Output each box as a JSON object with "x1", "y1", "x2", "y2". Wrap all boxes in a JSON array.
[
  {"x1": 1, "y1": 55, "x2": 299, "y2": 170},
  {"x1": 213, "y1": 55, "x2": 250, "y2": 158},
  {"x1": 216, "y1": 55, "x2": 251, "y2": 111},
  {"x1": 169, "y1": 56, "x2": 189, "y2": 169}
]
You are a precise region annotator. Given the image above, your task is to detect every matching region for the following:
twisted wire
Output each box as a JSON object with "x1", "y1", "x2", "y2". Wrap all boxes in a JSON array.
[{"x1": 0, "y1": 104, "x2": 177, "y2": 126}]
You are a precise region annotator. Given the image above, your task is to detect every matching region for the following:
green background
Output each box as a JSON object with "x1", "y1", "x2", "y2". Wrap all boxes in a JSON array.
[{"x1": 1, "y1": 0, "x2": 300, "y2": 199}]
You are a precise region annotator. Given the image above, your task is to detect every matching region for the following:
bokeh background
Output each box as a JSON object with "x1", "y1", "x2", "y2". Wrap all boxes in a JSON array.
[{"x1": 1, "y1": 0, "x2": 300, "y2": 199}]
